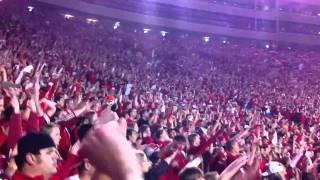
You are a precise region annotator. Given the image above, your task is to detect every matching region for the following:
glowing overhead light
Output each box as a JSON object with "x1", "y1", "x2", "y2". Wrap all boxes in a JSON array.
[
  {"x1": 64, "y1": 14, "x2": 74, "y2": 19},
  {"x1": 263, "y1": 5, "x2": 269, "y2": 11},
  {"x1": 143, "y1": 28, "x2": 151, "y2": 34},
  {"x1": 317, "y1": 13, "x2": 320, "y2": 16},
  {"x1": 265, "y1": 44, "x2": 270, "y2": 49},
  {"x1": 27, "y1": 6, "x2": 34, "y2": 12},
  {"x1": 160, "y1": 31, "x2": 168, "y2": 37},
  {"x1": 222, "y1": 40, "x2": 227, "y2": 44},
  {"x1": 203, "y1": 36, "x2": 210, "y2": 42},
  {"x1": 86, "y1": 18, "x2": 98, "y2": 24},
  {"x1": 113, "y1": 21, "x2": 120, "y2": 29}
]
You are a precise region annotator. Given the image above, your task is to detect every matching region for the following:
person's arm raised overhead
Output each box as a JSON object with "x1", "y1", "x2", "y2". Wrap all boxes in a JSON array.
[{"x1": 219, "y1": 155, "x2": 248, "y2": 180}]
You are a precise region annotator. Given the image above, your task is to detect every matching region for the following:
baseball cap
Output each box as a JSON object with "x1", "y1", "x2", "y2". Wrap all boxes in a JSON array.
[{"x1": 15, "y1": 133, "x2": 56, "y2": 167}]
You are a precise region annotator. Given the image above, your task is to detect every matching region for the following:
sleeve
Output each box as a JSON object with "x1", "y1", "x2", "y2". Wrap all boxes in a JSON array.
[
  {"x1": 56, "y1": 153, "x2": 81, "y2": 179},
  {"x1": 47, "y1": 78, "x2": 60, "y2": 100},
  {"x1": 26, "y1": 112, "x2": 40, "y2": 133},
  {"x1": 7, "y1": 113, "x2": 23, "y2": 150}
]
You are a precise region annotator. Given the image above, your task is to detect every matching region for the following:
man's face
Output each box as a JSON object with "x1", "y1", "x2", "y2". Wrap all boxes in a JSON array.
[
  {"x1": 175, "y1": 141, "x2": 186, "y2": 151},
  {"x1": 130, "y1": 132, "x2": 138, "y2": 143},
  {"x1": 49, "y1": 127, "x2": 61, "y2": 146},
  {"x1": 193, "y1": 135, "x2": 201, "y2": 147},
  {"x1": 36, "y1": 147, "x2": 59, "y2": 176},
  {"x1": 232, "y1": 142, "x2": 240, "y2": 154}
]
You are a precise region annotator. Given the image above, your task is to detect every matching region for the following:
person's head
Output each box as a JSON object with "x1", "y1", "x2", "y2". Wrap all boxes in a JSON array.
[
  {"x1": 135, "y1": 150, "x2": 151, "y2": 173},
  {"x1": 186, "y1": 114, "x2": 194, "y2": 122},
  {"x1": 225, "y1": 140, "x2": 240, "y2": 154},
  {"x1": 126, "y1": 128, "x2": 138, "y2": 144},
  {"x1": 128, "y1": 108, "x2": 137, "y2": 119},
  {"x1": 15, "y1": 133, "x2": 59, "y2": 177},
  {"x1": 188, "y1": 133, "x2": 201, "y2": 147},
  {"x1": 64, "y1": 98, "x2": 74, "y2": 109},
  {"x1": 153, "y1": 128, "x2": 167, "y2": 141},
  {"x1": 41, "y1": 124, "x2": 61, "y2": 146},
  {"x1": 173, "y1": 135, "x2": 187, "y2": 151},
  {"x1": 179, "y1": 167, "x2": 205, "y2": 180},
  {"x1": 262, "y1": 161, "x2": 287, "y2": 180},
  {"x1": 78, "y1": 124, "x2": 93, "y2": 141},
  {"x1": 140, "y1": 110, "x2": 149, "y2": 120},
  {"x1": 139, "y1": 125, "x2": 151, "y2": 138},
  {"x1": 54, "y1": 94, "x2": 65, "y2": 108},
  {"x1": 78, "y1": 159, "x2": 95, "y2": 178},
  {"x1": 168, "y1": 128, "x2": 177, "y2": 139}
]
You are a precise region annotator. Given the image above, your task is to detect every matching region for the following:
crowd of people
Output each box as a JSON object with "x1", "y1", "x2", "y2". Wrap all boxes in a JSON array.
[{"x1": 1, "y1": 1, "x2": 320, "y2": 179}]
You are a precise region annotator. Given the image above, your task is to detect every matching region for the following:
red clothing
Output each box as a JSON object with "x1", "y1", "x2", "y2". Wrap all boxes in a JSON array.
[
  {"x1": 226, "y1": 152, "x2": 238, "y2": 166},
  {"x1": 12, "y1": 171, "x2": 44, "y2": 180},
  {"x1": 126, "y1": 118, "x2": 135, "y2": 126},
  {"x1": 159, "y1": 152, "x2": 188, "y2": 180},
  {"x1": 54, "y1": 153, "x2": 80, "y2": 179},
  {"x1": 142, "y1": 136, "x2": 153, "y2": 145},
  {"x1": 7, "y1": 113, "x2": 23, "y2": 150},
  {"x1": 188, "y1": 135, "x2": 216, "y2": 157},
  {"x1": 155, "y1": 140, "x2": 170, "y2": 149},
  {"x1": 12, "y1": 171, "x2": 60, "y2": 180}
]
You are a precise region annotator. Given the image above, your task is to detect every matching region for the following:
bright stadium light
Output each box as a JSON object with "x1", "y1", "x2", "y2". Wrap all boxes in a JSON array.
[
  {"x1": 27, "y1": 6, "x2": 34, "y2": 12},
  {"x1": 143, "y1": 28, "x2": 151, "y2": 34},
  {"x1": 113, "y1": 21, "x2": 120, "y2": 29},
  {"x1": 265, "y1": 44, "x2": 270, "y2": 49},
  {"x1": 86, "y1": 18, "x2": 98, "y2": 24},
  {"x1": 64, "y1": 14, "x2": 74, "y2": 19},
  {"x1": 263, "y1": 5, "x2": 269, "y2": 11},
  {"x1": 203, "y1": 36, "x2": 210, "y2": 42},
  {"x1": 160, "y1": 31, "x2": 168, "y2": 37}
]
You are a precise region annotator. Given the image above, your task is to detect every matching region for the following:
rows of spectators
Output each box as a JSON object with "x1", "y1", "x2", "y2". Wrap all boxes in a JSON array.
[{"x1": 1, "y1": 1, "x2": 320, "y2": 180}]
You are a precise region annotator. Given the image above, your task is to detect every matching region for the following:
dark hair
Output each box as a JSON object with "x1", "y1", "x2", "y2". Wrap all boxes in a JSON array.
[
  {"x1": 54, "y1": 94, "x2": 63, "y2": 103},
  {"x1": 111, "y1": 103, "x2": 118, "y2": 112},
  {"x1": 188, "y1": 133, "x2": 199, "y2": 145},
  {"x1": 224, "y1": 140, "x2": 237, "y2": 151},
  {"x1": 78, "y1": 161, "x2": 87, "y2": 175},
  {"x1": 139, "y1": 125, "x2": 150, "y2": 136},
  {"x1": 3, "y1": 106, "x2": 13, "y2": 121},
  {"x1": 126, "y1": 128, "x2": 137, "y2": 140},
  {"x1": 179, "y1": 167, "x2": 204, "y2": 180},
  {"x1": 78, "y1": 124, "x2": 93, "y2": 141},
  {"x1": 127, "y1": 108, "x2": 136, "y2": 116},
  {"x1": 140, "y1": 109, "x2": 148, "y2": 117},
  {"x1": 174, "y1": 135, "x2": 187, "y2": 143}
]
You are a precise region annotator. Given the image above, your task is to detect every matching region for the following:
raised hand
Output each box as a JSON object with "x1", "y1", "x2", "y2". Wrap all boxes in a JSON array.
[
  {"x1": 79, "y1": 120, "x2": 143, "y2": 180},
  {"x1": 4, "y1": 87, "x2": 21, "y2": 113},
  {"x1": 94, "y1": 109, "x2": 119, "y2": 125}
]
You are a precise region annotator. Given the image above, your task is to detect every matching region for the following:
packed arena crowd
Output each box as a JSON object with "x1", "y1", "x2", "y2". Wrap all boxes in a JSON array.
[{"x1": 1, "y1": 1, "x2": 320, "y2": 180}]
